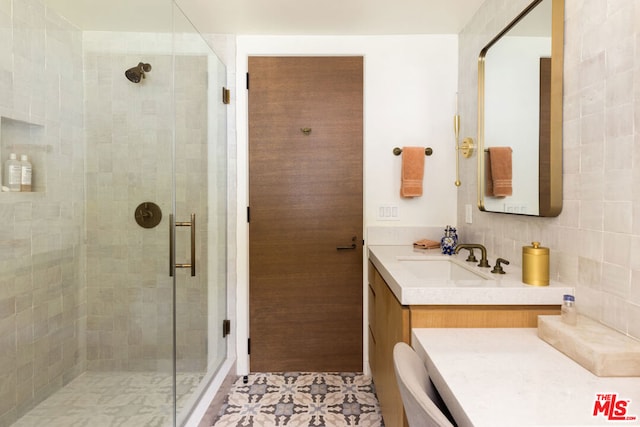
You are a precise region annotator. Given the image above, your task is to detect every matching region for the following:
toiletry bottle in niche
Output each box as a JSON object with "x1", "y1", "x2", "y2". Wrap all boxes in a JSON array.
[
  {"x1": 4, "y1": 153, "x2": 21, "y2": 192},
  {"x1": 561, "y1": 294, "x2": 577, "y2": 326},
  {"x1": 20, "y1": 154, "x2": 32, "y2": 192}
]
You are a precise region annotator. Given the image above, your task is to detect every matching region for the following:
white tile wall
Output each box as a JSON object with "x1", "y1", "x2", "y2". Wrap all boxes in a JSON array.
[
  {"x1": 83, "y1": 46, "x2": 210, "y2": 372},
  {"x1": 0, "y1": 4, "x2": 234, "y2": 425},
  {"x1": 0, "y1": 1, "x2": 85, "y2": 425},
  {"x1": 458, "y1": 0, "x2": 640, "y2": 339}
]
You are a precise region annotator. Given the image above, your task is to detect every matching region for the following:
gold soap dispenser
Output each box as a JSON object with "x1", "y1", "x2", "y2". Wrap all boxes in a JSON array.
[{"x1": 522, "y1": 241, "x2": 549, "y2": 286}]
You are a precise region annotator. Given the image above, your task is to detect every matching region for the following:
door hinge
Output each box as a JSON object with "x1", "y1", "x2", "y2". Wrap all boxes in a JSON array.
[
  {"x1": 247, "y1": 338, "x2": 251, "y2": 355},
  {"x1": 247, "y1": 206, "x2": 250, "y2": 223},
  {"x1": 222, "y1": 87, "x2": 231, "y2": 104},
  {"x1": 222, "y1": 319, "x2": 231, "y2": 337},
  {"x1": 246, "y1": 72, "x2": 249, "y2": 90}
]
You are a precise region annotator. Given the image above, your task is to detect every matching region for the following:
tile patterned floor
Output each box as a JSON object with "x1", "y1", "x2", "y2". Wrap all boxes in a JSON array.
[
  {"x1": 212, "y1": 373, "x2": 384, "y2": 427},
  {"x1": 12, "y1": 372, "x2": 203, "y2": 427}
]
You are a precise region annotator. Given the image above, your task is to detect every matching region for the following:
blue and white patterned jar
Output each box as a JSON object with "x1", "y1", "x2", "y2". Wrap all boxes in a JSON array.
[{"x1": 440, "y1": 225, "x2": 458, "y2": 255}]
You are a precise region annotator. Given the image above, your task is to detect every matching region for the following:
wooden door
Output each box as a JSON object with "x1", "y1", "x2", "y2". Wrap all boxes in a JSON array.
[{"x1": 248, "y1": 56, "x2": 363, "y2": 372}]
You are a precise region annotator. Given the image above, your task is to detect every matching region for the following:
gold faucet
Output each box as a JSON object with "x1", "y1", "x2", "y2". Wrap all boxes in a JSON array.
[
  {"x1": 454, "y1": 244, "x2": 490, "y2": 268},
  {"x1": 491, "y1": 257, "x2": 510, "y2": 274}
]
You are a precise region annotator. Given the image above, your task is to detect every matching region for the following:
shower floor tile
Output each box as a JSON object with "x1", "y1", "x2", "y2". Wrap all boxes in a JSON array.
[{"x1": 12, "y1": 371, "x2": 203, "y2": 427}]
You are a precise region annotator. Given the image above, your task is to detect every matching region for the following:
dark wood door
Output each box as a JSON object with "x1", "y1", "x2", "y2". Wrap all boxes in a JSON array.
[{"x1": 248, "y1": 56, "x2": 363, "y2": 372}]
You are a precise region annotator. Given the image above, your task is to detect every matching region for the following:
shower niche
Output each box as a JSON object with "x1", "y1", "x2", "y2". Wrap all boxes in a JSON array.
[{"x1": 0, "y1": 116, "x2": 47, "y2": 193}]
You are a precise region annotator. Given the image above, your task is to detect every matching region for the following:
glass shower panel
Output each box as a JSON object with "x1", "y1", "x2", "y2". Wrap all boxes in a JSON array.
[
  {"x1": 82, "y1": 9, "x2": 177, "y2": 427},
  {"x1": 171, "y1": 5, "x2": 228, "y2": 424},
  {"x1": 207, "y1": 49, "x2": 229, "y2": 379},
  {"x1": 7, "y1": 0, "x2": 178, "y2": 425},
  {"x1": 4, "y1": 1, "x2": 227, "y2": 425}
]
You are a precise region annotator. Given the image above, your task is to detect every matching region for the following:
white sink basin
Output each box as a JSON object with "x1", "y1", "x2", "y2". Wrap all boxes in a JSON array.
[{"x1": 396, "y1": 257, "x2": 490, "y2": 281}]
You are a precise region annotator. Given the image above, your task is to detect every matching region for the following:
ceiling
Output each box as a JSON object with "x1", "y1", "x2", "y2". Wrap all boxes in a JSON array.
[{"x1": 45, "y1": 0, "x2": 486, "y2": 35}]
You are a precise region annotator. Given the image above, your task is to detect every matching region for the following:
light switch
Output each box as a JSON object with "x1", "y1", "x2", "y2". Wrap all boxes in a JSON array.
[{"x1": 377, "y1": 204, "x2": 399, "y2": 221}]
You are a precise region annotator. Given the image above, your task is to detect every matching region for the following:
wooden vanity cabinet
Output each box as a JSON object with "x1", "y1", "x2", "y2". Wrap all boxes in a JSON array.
[
  {"x1": 367, "y1": 261, "x2": 560, "y2": 427},
  {"x1": 368, "y1": 262, "x2": 410, "y2": 427}
]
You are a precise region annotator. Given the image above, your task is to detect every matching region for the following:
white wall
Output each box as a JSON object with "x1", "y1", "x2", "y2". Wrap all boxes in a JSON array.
[{"x1": 235, "y1": 35, "x2": 458, "y2": 373}]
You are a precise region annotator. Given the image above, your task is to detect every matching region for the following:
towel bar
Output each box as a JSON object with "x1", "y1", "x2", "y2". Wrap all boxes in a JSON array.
[{"x1": 393, "y1": 147, "x2": 433, "y2": 156}]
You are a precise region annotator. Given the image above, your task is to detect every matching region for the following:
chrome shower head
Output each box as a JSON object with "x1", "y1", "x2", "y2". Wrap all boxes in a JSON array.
[{"x1": 125, "y1": 62, "x2": 152, "y2": 83}]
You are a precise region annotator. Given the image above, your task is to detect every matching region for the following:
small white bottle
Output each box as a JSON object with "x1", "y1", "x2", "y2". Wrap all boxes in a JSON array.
[
  {"x1": 20, "y1": 154, "x2": 32, "y2": 192},
  {"x1": 561, "y1": 294, "x2": 577, "y2": 326},
  {"x1": 4, "y1": 153, "x2": 22, "y2": 192}
]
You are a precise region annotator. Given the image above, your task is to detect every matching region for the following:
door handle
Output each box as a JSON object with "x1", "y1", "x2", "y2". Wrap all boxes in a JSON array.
[
  {"x1": 169, "y1": 213, "x2": 196, "y2": 277},
  {"x1": 336, "y1": 236, "x2": 357, "y2": 250}
]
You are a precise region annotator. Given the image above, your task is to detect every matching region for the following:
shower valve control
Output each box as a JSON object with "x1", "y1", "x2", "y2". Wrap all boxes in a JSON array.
[{"x1": 134, "y1": 202, "x2": 162, "y2": 228}]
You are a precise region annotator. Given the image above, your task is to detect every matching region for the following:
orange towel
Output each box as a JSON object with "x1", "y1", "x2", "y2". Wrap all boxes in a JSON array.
[
  {"x1": 486, "y1": 147, "x2": 513, "y2": 197},
  {"x1": 400, "y1": 147, "x2": 425, "y2": 198},
  {"x1": 413, "y1": 239, "x2": 440, "y2": 249},
  {"x1": 485, "y1": 152, "x2": 495, "y2": 196}
]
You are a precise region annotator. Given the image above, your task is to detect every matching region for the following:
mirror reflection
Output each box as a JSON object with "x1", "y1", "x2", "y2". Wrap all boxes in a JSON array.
[{"x1": 478, "y1": 0, "x2": 563, "y2": 216}]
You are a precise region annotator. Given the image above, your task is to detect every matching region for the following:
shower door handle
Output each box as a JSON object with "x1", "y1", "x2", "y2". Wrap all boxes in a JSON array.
[{"x1": 169, "y1": 213, "x2": 196, "y2": 277}]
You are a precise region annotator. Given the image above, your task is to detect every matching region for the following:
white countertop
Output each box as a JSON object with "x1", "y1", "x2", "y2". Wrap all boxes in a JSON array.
[
  {"x1": 412, "y1": 328, "x2": 640, "y2": 427},
  {"x1": 368, "y1": 245, "x2": 573, "y2": 305}
]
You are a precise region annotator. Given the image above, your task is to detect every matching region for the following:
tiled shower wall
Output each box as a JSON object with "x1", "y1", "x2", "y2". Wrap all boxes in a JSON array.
[
  {"x1": 457, "y1": 0, "x2": 640, "y2": 339},
  {"x1": 1, "y1": 3, "x2": 221, "y2": 425},
  {"x1": 84, "y1": 38, "x2": 209, "y2": 371},
  {"x1": 84, "y1": 51, "x2": 174, "y2": 371},
  {"x1": 0, "y1": 1, "x2": 86, "y2": 425}
]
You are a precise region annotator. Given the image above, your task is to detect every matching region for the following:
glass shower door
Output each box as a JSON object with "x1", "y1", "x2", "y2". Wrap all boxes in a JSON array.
[
  {"x1": 172, "y1": 6, "x2": 228, "y2": 425},
  {"x1": 82, "y1": 7, "x2": 178, "y2": 426},
  {"x1": 6, "y1": 1, "x2": 228, "y2": 426}
]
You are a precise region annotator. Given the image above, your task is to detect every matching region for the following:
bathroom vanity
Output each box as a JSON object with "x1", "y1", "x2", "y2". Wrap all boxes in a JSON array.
[{"x1": 367, "y1": 245, "x2": 573, "y2": 427}]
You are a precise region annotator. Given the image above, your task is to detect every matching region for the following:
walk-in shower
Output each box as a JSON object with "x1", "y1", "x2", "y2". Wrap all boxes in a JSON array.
[
  {"x1": 0, "y1": 1, "x2": 229, "y2": 426},
  {"x1": 125, "y1": 62, "x2": 153, "y2": 83}
]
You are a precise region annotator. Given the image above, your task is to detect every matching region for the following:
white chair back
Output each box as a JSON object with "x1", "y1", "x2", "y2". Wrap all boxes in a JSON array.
[{"x1": 393, "y1": 342, "x2": 455, "y2": 427}]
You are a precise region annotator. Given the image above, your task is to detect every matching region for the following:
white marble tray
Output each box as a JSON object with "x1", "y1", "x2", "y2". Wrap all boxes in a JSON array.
[{"x1": 537, "y1": 315, "x2": 640, "y2": 377}]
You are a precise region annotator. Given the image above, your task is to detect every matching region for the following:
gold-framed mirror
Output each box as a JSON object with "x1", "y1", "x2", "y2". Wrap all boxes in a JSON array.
[{"x1": 477, "y1": 0, "x2": 564, "y2": 216}]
